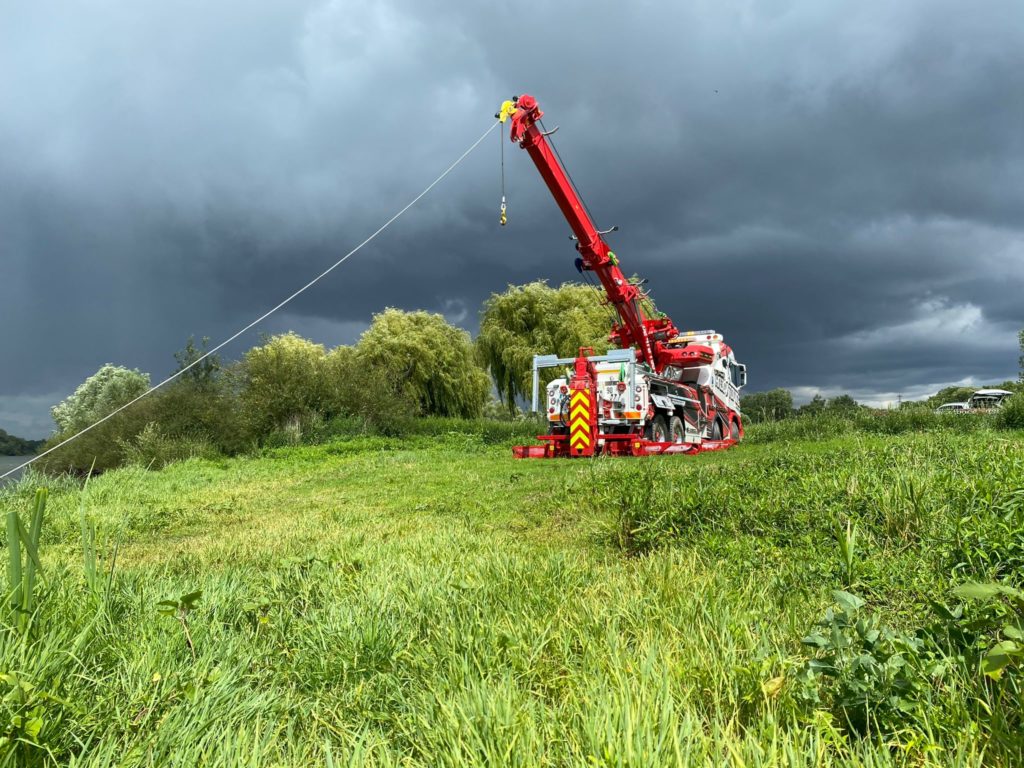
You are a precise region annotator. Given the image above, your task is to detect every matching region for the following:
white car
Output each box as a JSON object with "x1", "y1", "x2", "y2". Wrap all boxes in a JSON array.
[{"x1": 935, "y1": 402, "x2": 969, "y2": 414}]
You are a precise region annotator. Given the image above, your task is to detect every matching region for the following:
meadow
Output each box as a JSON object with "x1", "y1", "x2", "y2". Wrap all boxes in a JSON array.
[{"x1": 1, "y1": 416, "x2": 1022, "y2": 766}]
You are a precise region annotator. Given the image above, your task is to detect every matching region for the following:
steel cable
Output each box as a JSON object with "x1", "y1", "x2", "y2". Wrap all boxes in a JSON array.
[{"x1": 1, "y1": 120, "x2": 501, "y2": 480}]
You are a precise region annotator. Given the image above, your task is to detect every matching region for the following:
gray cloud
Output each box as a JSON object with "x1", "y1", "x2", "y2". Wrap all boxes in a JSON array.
[{"x1": 2, "y1": 0, "x2": 1022, "y2": 437}]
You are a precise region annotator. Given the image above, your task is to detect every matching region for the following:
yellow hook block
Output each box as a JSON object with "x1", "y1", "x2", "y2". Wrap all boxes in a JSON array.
[{"x1": 496, "y1": 100, "x2": 518, "y2": 123}]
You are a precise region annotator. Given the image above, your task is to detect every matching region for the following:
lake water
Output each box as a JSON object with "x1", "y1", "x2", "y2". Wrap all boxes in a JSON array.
[{"x1": 0, "y1": 455, "x2": 34, "y2": 486}]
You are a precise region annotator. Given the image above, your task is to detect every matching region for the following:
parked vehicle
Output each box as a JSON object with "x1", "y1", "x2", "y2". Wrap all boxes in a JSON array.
[
  {"x1": 968, "y1": 389, "x2": 1014, "y2": 410},
  {"x1": 936, "y1": 388, "x2": 1014, "y2": 413}
]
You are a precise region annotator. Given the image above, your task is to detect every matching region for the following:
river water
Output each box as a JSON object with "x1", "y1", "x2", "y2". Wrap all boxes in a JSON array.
[{"x1": 0, "y1": 456, "x2": 34, "y2": 487}]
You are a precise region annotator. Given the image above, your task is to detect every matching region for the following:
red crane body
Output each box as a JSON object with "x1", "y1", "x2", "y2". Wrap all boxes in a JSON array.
[{"x1": 502, "y1": 94, "x2": 746, "y2": 458}]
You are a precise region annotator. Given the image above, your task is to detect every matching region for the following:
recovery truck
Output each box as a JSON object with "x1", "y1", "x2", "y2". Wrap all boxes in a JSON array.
[{"x1": 498, "y1": 94, "x2": 747, "y2": 458}]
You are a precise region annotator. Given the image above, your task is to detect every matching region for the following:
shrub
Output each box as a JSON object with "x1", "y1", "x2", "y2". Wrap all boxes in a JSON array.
[
  {"x1": 996, "y1": 394, "x2": 1024, "y2": 430},
  {"x1": 36, "y1": 395, "x2": 164, "y2": 474},
  {"x1": 118, "y1": 422, "x2": 220, "y2": 469},
  {"x1": 794, "y1": 591, "x2": 931, "y2": 735},
  {"x1": 740, "y1": 388, "x2": 793, "y2": 423},
  {"x1": 325, "y1": 350, "x2": 421, "y2": 436}
]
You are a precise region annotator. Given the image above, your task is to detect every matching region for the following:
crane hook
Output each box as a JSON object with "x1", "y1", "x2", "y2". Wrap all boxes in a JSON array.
[{"x1": 500, "y1": 196, "x2": 507, "y2": 226}]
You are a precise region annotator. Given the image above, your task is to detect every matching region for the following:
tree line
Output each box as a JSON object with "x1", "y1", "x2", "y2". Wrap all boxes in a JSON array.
[
  {"x1": 37, "y1": 282, "x2": 615, "y2": 473},
  {"x1": 31, "y1": 282, "x2": 1024, "y2": 473},
  {"x1": 0, "y1": 429, "x2": 42, "y2": 456}
]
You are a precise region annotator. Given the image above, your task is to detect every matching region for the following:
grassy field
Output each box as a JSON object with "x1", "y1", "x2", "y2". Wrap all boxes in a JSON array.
[{"x1": 1, "y1": 420, "x2": 1022, "y2": 766}]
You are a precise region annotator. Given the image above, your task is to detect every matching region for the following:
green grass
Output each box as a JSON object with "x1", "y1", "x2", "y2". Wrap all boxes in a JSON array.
[{"x1": 0, "y1": 423, "x2": 1022, "y2": 766}]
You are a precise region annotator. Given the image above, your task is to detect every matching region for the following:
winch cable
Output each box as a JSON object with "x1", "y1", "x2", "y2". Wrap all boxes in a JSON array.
[{"x1": 1, "y1": 120, "x2": 500, "y2": 481}]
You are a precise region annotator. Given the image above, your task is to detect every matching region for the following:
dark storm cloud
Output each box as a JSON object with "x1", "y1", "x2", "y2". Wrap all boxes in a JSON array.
[{"x1": 2, "y1": 0, "x2": 1022, "y2": 437}]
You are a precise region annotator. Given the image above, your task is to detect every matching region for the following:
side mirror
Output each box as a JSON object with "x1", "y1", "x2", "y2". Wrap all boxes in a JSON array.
[{"x1": 738, "y1": 364, "x2": 747, "y2": 388}]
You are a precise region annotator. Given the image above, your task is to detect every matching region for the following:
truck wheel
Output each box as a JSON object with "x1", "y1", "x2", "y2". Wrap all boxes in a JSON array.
[
  {"x1": 669, "y1": 416, "x2": 685, "y2": 443},
  {"x1": 710, "y1": 418, "x2": 723, "y2": 441},
  {"x1": 646, "y1": 415, "x2": 669, "y2": 442},
  {"x1": 729, "y1": 418, "x2": 740, "y2": 441}
]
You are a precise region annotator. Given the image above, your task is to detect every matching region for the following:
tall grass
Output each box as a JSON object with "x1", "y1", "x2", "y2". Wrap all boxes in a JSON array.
[
  {"x1": 5, "y1": 489, "x2": 46, "y2": 635},
  {"x1": 0, "y1": 427, "x2": 1021, "y2": 765},
  {"x1": 743, "y1": 409, "x2": 997, "y2": 444}
]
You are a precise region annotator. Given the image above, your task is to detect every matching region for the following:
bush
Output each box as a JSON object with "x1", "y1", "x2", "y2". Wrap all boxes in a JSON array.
[
  {"x1": 38, "y1": 377, "x2": 241, "y2": 474},
  {"x1": 118, "y1": 422, "x2": 220, "y2": 469},
  {"x1": 151, "y1": 379, "x2": 247, "y2": 454},
  {"x1": 36, "y1": 395, "x2": 164, "y2": 474},
  {"x1": 996, "y1": 394, "x2": 1024, "y2": 430},
  {"x1": 740, "y1": 388, "x2": 793, "y2": 423},
  {"x1": 794, "y1": 591, "x2": 932, "y2": 735},
  {"x1": 324, "y1": 346, "x2": 421, "y2": 436}
]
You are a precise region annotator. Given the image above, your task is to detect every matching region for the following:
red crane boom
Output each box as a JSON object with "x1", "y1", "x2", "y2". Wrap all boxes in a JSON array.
[{"x1": 500, "y1": 94, "x2": 679, "y2": 370}]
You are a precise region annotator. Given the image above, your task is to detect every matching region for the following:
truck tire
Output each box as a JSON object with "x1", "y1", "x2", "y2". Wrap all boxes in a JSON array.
[
  {"x1": 729, "y1": 419, "x2": 740, "y2": 441},
  {"x1": 710, "y1": 418, "x2": 723, "y2": 441},
  {"x1": 669, "y1": 416, "x2": 685, "y2": 444},
  {"x1": 646, "y1": 415, "x2": 669, "y2": 442}
]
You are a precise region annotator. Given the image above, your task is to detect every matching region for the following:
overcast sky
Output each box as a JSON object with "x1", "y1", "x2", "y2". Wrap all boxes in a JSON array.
[{"x1": 2, "y1": 0, "x2": 1022, "y2": 438}]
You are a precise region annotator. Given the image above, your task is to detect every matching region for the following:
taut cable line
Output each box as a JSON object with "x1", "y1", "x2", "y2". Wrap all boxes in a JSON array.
[{"x1": 1, "y1": 120, "x2": 500, "y2": 481}]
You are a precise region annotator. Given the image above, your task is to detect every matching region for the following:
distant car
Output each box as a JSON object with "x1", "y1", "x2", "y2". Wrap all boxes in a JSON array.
[
  {"x1": 935, "y1": 402, "x2": 969, "y2": 414},
  {"x1": 968, "y1": 389, "x2": 1014, "y2": 410}
]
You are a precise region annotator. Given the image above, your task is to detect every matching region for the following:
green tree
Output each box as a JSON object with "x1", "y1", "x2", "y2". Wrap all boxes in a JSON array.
[
  {"x1": 740, "y1": 388, "x2": 793, "y2": 423},
  {"x1": 353, "y1": 309, "x2": 489, "y2": 419},
  {"x1": 39, "y1": 392, "x2": 164, "y2": 473},
  {"x1": 157, "y1": 336, "x2": 244, "y2": 451},
  {"x1": 477, "y1": 281, "x2": 611, "y2": 411},
  {"x1": 825, "y1": 394, "x2": 861, "y2": 414},
  {"x1": 798, "y1": 394, "x2": 827, "y2": 417},
  {"x1": 238, "y1": 333, "x2": 329, "y2": 438},
  {"x1": 0, "y1": 429, "x2": 42, "y2": 455},
  {"x1": 324, "y1": 345, "x2": 420, "y2": 435},
  {"x1": 174, "y1": 335, "x2": 221, "y2": 387},
  {"x1": 51, "y1": 364, "x2": 150, "y2": 435}
]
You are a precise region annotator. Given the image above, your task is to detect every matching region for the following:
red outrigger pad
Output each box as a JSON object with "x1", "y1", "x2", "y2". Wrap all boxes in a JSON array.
[{"x1": 513, "y1": 435, "x2": 738, "y2": 459}]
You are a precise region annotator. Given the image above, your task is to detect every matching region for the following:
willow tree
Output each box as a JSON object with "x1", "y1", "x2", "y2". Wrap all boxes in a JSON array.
[
  {"x1": 354, "y1": 308, "x2": 490, "y2": 418},
  {"x1": 477, "y1": 281, "x2": 612, "y2": 411},
  {"x1": 51, "y1": 364, "x2": 150, "y2": 435},
  {"x1": 238, "y1": 333, "x2": 329, "y2": 436}
]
